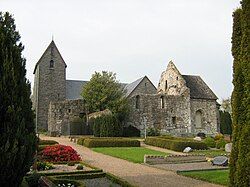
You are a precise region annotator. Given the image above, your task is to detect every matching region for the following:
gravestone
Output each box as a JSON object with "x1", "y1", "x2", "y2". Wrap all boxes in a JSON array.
[
  {"x1": 183, "y1": 147, "x2": 192, "y2": 153},
  {"x1": 225, "y1": 143, "x2": 232, "y2": 153},
  {"x1": 193, "y1": 137, "x2": 202, "y2": 141},
  {"x1": 212, "y1": 156, "x2": 228, "y2": 166}
]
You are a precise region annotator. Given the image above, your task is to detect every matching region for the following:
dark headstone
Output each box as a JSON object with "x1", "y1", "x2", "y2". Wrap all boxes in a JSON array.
[{"x1": 212, "y1": 156, "x2": 228, "y2": 166}]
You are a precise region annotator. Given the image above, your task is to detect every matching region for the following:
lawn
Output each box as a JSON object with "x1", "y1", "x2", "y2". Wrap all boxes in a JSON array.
[
  {"x1": 191, "y1": 149, "x2": 229, "y2": 157},
  {"x1": 92, "y1": 147, "x2": 167, "y2": 163},
  {"x1": 179, "y1": 169, "x2": 229, "y2": 186}
]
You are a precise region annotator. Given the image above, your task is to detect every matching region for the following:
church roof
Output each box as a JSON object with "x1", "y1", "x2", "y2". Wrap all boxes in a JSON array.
[
  {"x1": 33, "y1": 40, "x2": 67, "y2": 74},
  {"x1": 66, "y1": 80, "x2": 88, "y2": 100},
  {"x1": 124, "y1": 77, "x2": 144, "y2": 97},
  {"x1": 182, "y1": 75, "x2": 217, "y2": 100}
]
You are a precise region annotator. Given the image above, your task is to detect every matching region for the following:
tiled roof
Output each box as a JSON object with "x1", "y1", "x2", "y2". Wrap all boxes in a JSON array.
[{"x1": 182, "y1": 75, "x2": 217, "y2": 100}]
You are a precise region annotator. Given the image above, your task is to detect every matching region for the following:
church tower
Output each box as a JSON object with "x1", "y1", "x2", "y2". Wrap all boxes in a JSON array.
[{"x1": 33, "y1": 40, "x2": 67, "y2": 131}]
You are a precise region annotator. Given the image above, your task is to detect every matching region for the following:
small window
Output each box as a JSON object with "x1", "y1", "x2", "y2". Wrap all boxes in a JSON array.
[
  {"x1": 172, "y1": 117, "x2": 176, "y2": 125},
  {"x1": 50, "y1": 60, "x2": 54, "y2": 68},
  {"x1": 165, "y1": 80, "x2": 168, "y2": 90},
  {"x1": 68, "y1": 109, "x2": 71, "y2": 113},
  {"x1": 160, "y1": 96, "x2": 164, "y2": 109},
  {"x1": 135, "y1": 95, "x2": 140, "y2": 109},
  {"x1": 176, "y1": 76, "x2": 178, "y2": 80}
]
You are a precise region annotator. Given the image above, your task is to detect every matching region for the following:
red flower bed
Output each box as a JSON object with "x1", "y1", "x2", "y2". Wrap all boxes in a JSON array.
[{"x1": 41, "y1": 144, "x2": 81, "y2": 162}]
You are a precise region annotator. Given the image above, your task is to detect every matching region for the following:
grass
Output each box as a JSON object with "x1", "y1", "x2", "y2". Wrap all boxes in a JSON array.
[
  {"x1": 179, "y1": 169, "x2": 229, "y2": 186},
  {"x1": 192, "y1": 149, "x2": 229, "y2": 157},
  {"x1": 92, "y1": 147, "x2": 167, "y2": 163}
]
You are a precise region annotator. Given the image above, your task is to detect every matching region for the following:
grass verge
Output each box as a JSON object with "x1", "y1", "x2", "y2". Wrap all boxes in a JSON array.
[
  {"x1": 92, "y1": 147, "x2": 168, "y2": 163},
  {"x1": 178, "y1": 169, "x2": 229, "y2": 186}
]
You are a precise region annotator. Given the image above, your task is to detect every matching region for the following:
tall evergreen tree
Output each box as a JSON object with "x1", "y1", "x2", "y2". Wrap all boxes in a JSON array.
[
  {"x1": 0, "y1": 12, "x2": 36, "y2": 186},
  {"x1": 230, "y1": 0, "x2": 250, "y2": 186}
]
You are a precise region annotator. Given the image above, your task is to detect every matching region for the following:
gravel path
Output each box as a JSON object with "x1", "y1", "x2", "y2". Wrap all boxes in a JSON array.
[{"x1": 40, "y1": 135, "x2": 223, "y2": 187}]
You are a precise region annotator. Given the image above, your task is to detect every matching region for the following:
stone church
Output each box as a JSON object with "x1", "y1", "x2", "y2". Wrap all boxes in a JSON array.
[{"x1": 32, "y1": 40, "x2": 220, "y2": 136}]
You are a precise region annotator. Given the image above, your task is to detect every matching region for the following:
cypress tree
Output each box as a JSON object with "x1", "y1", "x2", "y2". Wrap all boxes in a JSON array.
[
  {"x1": 230, "y1": 1, "x2": 250, "y2": 186},
  {"x1": 0, "y1": 12, "x2": 36, "y2": 186}
]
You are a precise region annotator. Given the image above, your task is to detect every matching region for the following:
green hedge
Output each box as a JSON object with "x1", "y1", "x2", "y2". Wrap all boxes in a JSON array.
[
  {"x1": 83, "y1": 138, "x2": 140, "y2": 148},
  {"x1": 145, "y1": 137, "x2": 207, "y2": 152},
  {"x1": 77, "y1": 138, "x2": 85, "y2": 145},
  {"x1": 39, "y1": 140, "x2": 58, "y2": 145}
]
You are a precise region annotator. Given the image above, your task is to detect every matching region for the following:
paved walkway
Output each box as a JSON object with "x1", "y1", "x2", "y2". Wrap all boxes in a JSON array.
[{"x1": 40, "y1": 135, "x2": 223, "y2": 187}]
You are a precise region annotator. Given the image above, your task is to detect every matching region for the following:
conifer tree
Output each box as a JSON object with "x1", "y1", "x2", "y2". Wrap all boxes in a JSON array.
[
  {"x1": 0, "y1": 12, "x2": 36, "y2": 186},
  {"x1": 230, "y1": 0, "x2": 250, "y2": 186}
]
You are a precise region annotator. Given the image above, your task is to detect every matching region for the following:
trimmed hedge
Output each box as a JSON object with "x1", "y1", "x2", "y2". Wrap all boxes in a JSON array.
[
  {"x1": 83, "y1": 138, "x2": 140, "y2": 148},
  {"x1": 145, "y1": 137, "x2": 207, "y2": 152},
  {"x1": 77, "y1": 138, "x2": 85, "y2": 145},
  {"x1": 39, "y1": 140, "x2": 58, "y2": 145}
]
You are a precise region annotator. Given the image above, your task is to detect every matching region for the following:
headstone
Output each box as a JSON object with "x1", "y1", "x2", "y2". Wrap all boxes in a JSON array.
[
  {"x1": 212, "y1": 156, "x2": 228, "y2": 166},
  {"x1": 183, "y1": 147, "x2": 192, "y2": 153},
  {"x1": 225, "y1": 143, "x2": 232, "y2": 153},
  {"x1": 193, "y1": 137, "x2": 202, "y2": 141}
]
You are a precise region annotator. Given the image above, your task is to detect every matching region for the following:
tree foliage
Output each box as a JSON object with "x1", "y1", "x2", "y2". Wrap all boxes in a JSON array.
[
  {"x1": 0, "y1": 12, "x2": 36, "y2": 186},
  {"x1": 219, "y1": 110, "x2": 232, "y2": 135},
  {"x1": 81, "y1": 71, "x2": 130, "y2": 122},
  {"x1": 230, "y1": 1, "x2": 250, "y2": 186}
]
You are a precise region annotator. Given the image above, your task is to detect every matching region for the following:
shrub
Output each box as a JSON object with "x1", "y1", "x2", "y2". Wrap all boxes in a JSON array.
[
  {"x1": 25, "y1": 173, "x2": 41, "y2": 187},
  {"x1": 37, "y1": 162, "x2": 54, "y2": 171},
  {"x1": 204, "y1": 137, "x2": 216, "y2": 148},
  {"x1": 214, "y1": 133, "x2": 224, "y2": 141},
  {"x1": 216, "y1": 139, "x2": 227, "y2": 149},
  {"x1": 39, "y1": 140, "x2": 58, "y2": 145},
  {"x1": 76, "y1": 164, "x2": 84, "y2": 170},
  {"x1": 147, "y1": 128, "x2": 160, "y2": 136},
  {"x1": 123, "y1": 125, "x2": 140, "y2": 137},
  {"x1": 67, "y1": 162, "x2": 75, "y2": 166},
  {"x1": 145, "y1": 137, "x2": 207, "y2": 151},
  {"x1": 83, "y1": 138, "x2": 140, "y2": 148},
  {"x1": 197, "y1": 132, "x2": 206, "y2": 139},
  {"x1": 77, "y1": 138, "x2": 85, "y2": 145},
  {"x1": 41, "y1": 145, "x2": 81, "y2": 162}
]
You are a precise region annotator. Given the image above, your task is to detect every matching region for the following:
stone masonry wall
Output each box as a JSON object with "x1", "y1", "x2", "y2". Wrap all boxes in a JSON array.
[
  {"x1": 33, "y1": 42, "x2": 66, "y2": 131},
  {"x1": 126, "y1": 89, "x2": 191, "y2": 136},
  {"x1": 190, "y1": 99, "x2": 218, "y2": 135},
  {"x1": 129, "y1": 77, "x2": 157, "y2": 97},
  {"x1": 48, "y1": 99, "x2": 86, "y2": 135}
]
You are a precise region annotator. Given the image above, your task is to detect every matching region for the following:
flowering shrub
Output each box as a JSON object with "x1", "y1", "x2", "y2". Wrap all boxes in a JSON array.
[{"x1": 41, "y1": 144, "x2": 81, "y2": 162}]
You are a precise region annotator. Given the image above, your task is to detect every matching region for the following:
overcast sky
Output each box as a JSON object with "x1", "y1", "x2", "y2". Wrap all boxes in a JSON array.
[{"x1": 2, "y1": 0, "x2": 240, "y2": 101}]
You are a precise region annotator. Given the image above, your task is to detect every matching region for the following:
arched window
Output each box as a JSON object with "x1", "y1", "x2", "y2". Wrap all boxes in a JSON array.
[
  {"x1": 50, "y1": 60, "x2": 54, "y2": 68},
  {"x1": 160, "y1": 96, "x2": 164, "y2": 109},
  {"x1": 165, "y1": 80, "x2": 168, "y2": 90},
  {"x1": 195, "y1": 110, "x2": 202, "y2": 128},
  {"x1": 135, "y1": 95, "x2": 140, "y2": 109}
]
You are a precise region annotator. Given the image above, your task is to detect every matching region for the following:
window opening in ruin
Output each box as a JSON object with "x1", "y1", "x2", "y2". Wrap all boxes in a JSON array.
[
  {"x1": 195, "y1": 110, "x2": 202, "y2": 128},
  {"x1": 165, "y1": 80, "x2": 168, "y2": 90},
  {"x1": 176, "y1": 76, "x2": 178, "y2": 80},
  {"x1": 160, "y1": 96, "x2": 164, "y2": 109},
  {"x1": 68, "y1": 109, "x2": 71, "y2": 113},
  {"x1": 172, "y1": 117, "x2": 176, "y2": 125},
  {"x1": 50, "y1": 60, "x2": 54, "y2": 68},
  {"x1": 135, "y1": 95, "x2": 140, "y2": 109}
]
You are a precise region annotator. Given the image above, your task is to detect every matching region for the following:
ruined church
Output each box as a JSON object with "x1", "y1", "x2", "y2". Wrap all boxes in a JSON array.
[{"x1": 32, "y1": 41, "x2": 220, "y2": 136}]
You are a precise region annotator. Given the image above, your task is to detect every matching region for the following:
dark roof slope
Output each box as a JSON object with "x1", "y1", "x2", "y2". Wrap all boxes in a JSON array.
[
  {"x1": 182, "y1": 75, "x2": 217, "y2": 100},
  {"x1": 124, "y1": 77, "x2": 144, "y2": 97},
  {"x1": 66, "y1": 80, "x2": 128, "y2": 100},
  {"x1": 66, "y1": 80, "x2": 88, "y2": 100}
]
